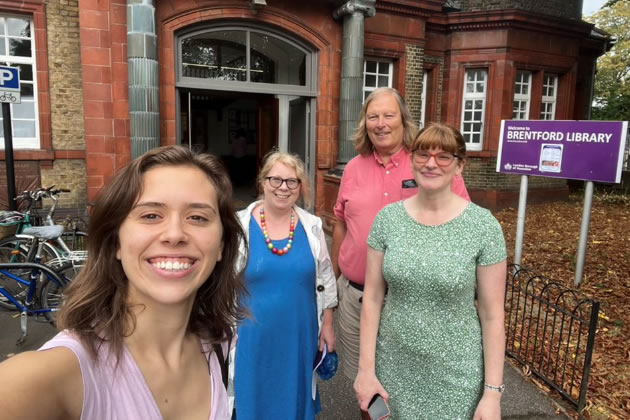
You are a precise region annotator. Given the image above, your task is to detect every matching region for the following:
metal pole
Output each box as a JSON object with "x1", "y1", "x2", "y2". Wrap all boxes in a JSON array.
[
  {"x1": 2, "y1": 102, "x2": 16, "y2": 211},
  {"x1": 574, "y1": 181, "x2": 594, "y2": 286},
  {"x1": 513, "y1": 175, "x2": 528, "y2": 267}
]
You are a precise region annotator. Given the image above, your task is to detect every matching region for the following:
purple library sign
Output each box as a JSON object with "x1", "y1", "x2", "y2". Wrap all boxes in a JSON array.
[{"x1": 496, "y1": 120, "x2": 628, "y2": 183}]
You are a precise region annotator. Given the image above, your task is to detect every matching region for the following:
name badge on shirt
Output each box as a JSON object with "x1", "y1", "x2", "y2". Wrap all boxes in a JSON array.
[{"x1": 402, "y1": 179, "x2": 417, "y2": 188}]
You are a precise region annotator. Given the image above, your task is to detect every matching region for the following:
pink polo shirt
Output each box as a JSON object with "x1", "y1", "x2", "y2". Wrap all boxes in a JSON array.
[{"x1": 333, "y1": 148, "x2": 470, "y2": 285}]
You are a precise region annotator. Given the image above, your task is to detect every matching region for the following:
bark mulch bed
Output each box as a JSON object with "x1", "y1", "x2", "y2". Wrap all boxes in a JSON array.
[{"x1": 493, "y1": 192, "x2": 630, "y2": 419}]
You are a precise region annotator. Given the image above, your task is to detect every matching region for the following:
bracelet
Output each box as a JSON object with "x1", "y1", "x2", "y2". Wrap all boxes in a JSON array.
[{"x1": 484, "y1": 383, "x2": 505, "y2": 393}]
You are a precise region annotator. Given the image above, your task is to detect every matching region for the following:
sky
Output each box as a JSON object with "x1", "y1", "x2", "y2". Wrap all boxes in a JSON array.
[{"x1": 582, "y1": 0, "x2": 608, "y2": 16}]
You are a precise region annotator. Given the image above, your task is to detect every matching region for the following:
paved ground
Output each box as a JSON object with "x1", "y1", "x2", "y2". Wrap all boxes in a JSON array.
[{"x1": 1, "y1": 309, "x2": 570, "y2": 419}]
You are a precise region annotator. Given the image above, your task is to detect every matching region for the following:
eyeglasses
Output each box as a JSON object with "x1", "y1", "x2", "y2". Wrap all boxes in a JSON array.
[
  {"x1": 411, "y1": 150, "x2": 461, "y2": 167},
  {"x1": 265, "y1": 176, "x2": 301, "y2": 190}
]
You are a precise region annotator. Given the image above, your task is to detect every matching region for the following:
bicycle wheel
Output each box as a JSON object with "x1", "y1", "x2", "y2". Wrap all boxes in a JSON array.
[
  {"x1": 0, "y1": 235, "x2": 61, "y2": 265},
  {"x1": 0, "y1": 244, "x2": 31, "y2": 310},
  {"x1": 60, "y1": 230, "x2": 88, "y2": 252},
  {"x1": 40, "y1": 262, "x2": 73, "y2": 324}
]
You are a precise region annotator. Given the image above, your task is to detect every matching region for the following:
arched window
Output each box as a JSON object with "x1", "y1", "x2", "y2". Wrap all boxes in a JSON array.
[{"x1": 177, "y1": 25, "x2": 316, "y2": 95}]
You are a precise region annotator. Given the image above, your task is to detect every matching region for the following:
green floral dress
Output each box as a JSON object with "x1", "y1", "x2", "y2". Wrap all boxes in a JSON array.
[{"x1": 367, "y1": 201, "x2": 506, "y2": 419}]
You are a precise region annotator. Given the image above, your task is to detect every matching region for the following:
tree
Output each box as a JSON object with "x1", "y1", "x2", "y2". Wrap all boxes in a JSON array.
[{"x1": 585, "y1": 2, "x2": 630, "y2": 121}]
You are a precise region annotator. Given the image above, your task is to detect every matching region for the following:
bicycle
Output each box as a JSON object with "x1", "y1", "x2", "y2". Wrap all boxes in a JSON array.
[
  {"x1": 0, "y1": 186, "x2": 88, "y2": 266},
  {"x1": 0, "y1": 225, "x2": 73, "y2": 345}
]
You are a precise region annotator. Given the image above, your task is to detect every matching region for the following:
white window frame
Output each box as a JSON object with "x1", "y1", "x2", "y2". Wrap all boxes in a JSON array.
[
  {"x1": 541, "y1": 74, "x2": 558, "y2": 120},
  {"x1": 512, "y1": 70, "x2": 531, "y2": 120},
  {"x1": 363, "y1": 58, "x2": 393, "y2": 101},
  {"x1": 0, "y1": 14, "x2": 39, "y2": 150},
  {"x1": 460, "y1": 69, "x2": 487, "y2": 151},
  {"x1": 420, "y1": 70, "x2": 428, "y2": 128}
]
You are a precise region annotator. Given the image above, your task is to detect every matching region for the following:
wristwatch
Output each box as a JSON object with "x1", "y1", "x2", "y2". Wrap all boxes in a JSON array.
[{"x1": 484, "y1": 383, "x2": 505, "y2": 393}]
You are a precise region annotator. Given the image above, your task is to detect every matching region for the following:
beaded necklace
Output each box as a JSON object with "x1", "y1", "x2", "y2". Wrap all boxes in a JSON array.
[{"x1": 259, "y1": 206, "x2": 295, "y2": 256}]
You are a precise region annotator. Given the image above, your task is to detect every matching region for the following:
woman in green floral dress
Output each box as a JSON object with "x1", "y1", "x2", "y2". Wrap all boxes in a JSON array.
[{"x1": 354, "y1": 123, "x2": 507, "y2": 420}]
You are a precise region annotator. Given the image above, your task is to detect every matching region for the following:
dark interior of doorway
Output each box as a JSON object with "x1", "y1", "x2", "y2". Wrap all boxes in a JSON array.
[{"x1": 179, "y1": 89, "x2": 278, "y2": 210}]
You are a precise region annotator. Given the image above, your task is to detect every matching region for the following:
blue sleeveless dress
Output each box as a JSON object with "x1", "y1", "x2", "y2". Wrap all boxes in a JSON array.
[{"x1": 234, "y1": 217, "x2": 320, "y2": 420}]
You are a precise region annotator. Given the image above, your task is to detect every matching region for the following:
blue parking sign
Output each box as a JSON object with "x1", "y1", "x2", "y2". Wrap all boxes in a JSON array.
[{"x1": 0, "y1": 66, "x2": 20, "y2": 91}]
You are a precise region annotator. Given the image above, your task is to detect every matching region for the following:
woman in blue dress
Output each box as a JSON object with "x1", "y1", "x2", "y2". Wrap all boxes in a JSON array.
[{"x1": 232, "y1": 152, "x2": 338, "y2": 419}]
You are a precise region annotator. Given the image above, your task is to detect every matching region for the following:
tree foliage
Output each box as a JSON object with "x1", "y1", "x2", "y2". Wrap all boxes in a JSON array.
[{"x1": 585, "y1": 2, "x2": 630, "y2": 121}]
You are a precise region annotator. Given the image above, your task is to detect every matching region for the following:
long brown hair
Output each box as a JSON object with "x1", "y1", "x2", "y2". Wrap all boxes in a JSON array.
[
  {"x1": 353, "y1": 87, "x2": 418, "y2": 156},
  {"x1": 58, "y1": 145, "x2": 247, "y2": 360}
]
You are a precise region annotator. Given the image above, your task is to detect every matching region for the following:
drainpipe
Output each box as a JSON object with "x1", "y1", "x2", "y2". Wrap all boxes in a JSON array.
[
  {"x1": 332, "y1": 0, "x2": 376, "y2": 170},
  {"x1": 127, "y1": 0, "x2": 160, "y2": 158}
]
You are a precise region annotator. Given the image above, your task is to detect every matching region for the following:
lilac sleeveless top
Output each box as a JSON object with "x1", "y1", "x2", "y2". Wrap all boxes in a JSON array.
[{"x1": 39, "y1": 331, "x2": 230, "y2": 420}]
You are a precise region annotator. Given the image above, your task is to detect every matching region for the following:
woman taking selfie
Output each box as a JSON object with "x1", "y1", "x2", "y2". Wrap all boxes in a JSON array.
[
  {"x1": 0, "y1": 146, "x2": 245, "y2": 420},
  {"x1": 232, "y1": 151, "x2": 337, "y2": 419},
  {"x1": 354, "y1": 124, "x2": 507, "y2": 419}
]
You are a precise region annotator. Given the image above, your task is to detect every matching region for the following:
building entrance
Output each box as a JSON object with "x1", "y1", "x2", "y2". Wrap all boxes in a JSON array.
[{"x1": 179, "y1": 89, "x2": 313, "y2": 209}]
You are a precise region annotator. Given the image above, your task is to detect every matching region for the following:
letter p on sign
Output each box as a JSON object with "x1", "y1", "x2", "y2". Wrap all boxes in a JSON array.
[{"x1": 0, "y1": 66, "x2": 20, "y2": 90}]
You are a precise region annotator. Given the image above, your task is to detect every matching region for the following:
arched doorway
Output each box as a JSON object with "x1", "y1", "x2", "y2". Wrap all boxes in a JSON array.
[{"x1": 175, "y1": 24, "x2": 318, "y2": 209}]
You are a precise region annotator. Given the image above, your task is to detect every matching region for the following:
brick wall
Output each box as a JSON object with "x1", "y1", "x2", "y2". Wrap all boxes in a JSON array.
[
  {"x1": 404, "y1": 44, "x2": 423, "y2": 122},
  {"x1": 455, "y1": 0, "x2": 581, "y2": 20},
  {"x1": 40, "y1": 160, "x2": 87, "y2": 208},
  {"x1": 463, "y1": 157, "x2": 567, "y2": 190},
  {"x1": 46, "y1": 0, "x2": 84, "y2": 150}
]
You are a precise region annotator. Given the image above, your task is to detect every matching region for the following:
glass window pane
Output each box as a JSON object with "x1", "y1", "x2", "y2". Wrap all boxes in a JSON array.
[
  {"x1": 466, "y1": 82, "x2": 474, "y2": 93},
  {"x1": 476, "y1": 82, "x2": 485, "y2": 93},
  {"x1": 365, "y1": 74, "x2": 376, "y2": 87},
  {"x1": 474, "y1": 100, "x2": 483, "y2": 110},
  {"x1": 464, "y1": 123, "x2": 471, "y2": 132},
  {"x1": 181, "y1": 31, "x2": 246, "y2": 81},
  {"x1": 474, "y1": 111, "x2": 482, "y2": 121},
  {"x1": 10, "y1": 38, "x2": 31, "y2": 57},
  {"x1": 378, "y1": 61, "x2": 389, "y2": 74},
  {"x1": 0, "y1": 21, "x2": 5, "y2": 34},
  {"x1": 13, "y1": 120, "x2": 35, "y2": 138},
  {"x1": 14, "y1": 63, "x2": 32, "y2": 81},
  {"x1": 473, "y1": 123, "x2": 482, "y2": 132},
  {"x1": 378, "y1": 75, "x2": 388, "y2": 87},
  {"x1": 250, "y1": 32, "x2": 305, "y2": 85},
  {"x1": 473, "y1": 133, "x2": 480, "y2": 143},
  {"x1": 464, "y1": 100, "x2": 472, "y2": 110},
  {"x1": 464, "y1": 111, "x2": 472, "y2": 121},
  {"x1": 7, "y1": 18, "x2": 30, "y2": 37},
  {"x1": 20, "y1": 83, "x2": 33, "y2": 99},
  {"x1": 0, "y1": 37, "x2": 5, "y2": 55},
  {"x1": 366, "y1": 60, "x2": 377, "y2": 73},
  {"x1": 12, "y1": 101, "x2": 34, "y2": 119}
]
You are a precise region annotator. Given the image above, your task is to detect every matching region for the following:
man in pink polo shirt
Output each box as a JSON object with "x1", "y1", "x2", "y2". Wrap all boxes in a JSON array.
[{"x1": 331, "y1": 88, "x2": 469, "y2": 417}]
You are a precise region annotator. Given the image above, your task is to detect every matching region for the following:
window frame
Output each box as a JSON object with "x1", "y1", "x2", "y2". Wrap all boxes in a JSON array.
[
  {"x1": 460, "y1": 68, "x2": 488, "y2": 151},
  {"x1": 176, "y1": 25, "x2": 317, "y2": 97},
  {"x1": 420, "y1": 70, "x2": 428, "y2": 128},
  {"x1": 540, "y1": 73, "x2": 558, "y2": 120},
  {"x1": 362, "y1": 58, "x2": 393, "y2": 102},
  {"x1": 0, "y1": 14, "x2": 39, "y2": 150},
  {"x1": 512, "y1": 70, "x2": 531, "y2": 120}
]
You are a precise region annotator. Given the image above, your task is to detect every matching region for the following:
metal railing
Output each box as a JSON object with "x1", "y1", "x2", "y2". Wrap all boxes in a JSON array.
[{"x1": 505, "y1": 264, "x2": 599, "y2": 413}]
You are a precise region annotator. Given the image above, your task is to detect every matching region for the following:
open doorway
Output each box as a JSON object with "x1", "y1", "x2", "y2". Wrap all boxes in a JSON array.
[{"x1": 179, "y1": 89, "x2": 278, "y2": 209}]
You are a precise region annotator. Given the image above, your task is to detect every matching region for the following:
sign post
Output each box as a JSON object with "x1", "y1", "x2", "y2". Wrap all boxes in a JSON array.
[
  {"x1": 497, "y1": 120, "x2": 628, "y2": 286},
  {"x1": 0, "y1": 66, "x2": 21, "y2": 211}
]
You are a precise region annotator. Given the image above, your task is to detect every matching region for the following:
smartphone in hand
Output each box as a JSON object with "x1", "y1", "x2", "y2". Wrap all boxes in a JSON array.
[{"x1": 368, "y1": 394, "x2": 390, "y2": 420}]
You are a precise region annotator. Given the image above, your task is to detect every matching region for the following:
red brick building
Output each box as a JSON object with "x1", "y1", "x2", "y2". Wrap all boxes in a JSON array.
[{"x1": 0, "y1": 1, "x2": 609, "y2": 226}]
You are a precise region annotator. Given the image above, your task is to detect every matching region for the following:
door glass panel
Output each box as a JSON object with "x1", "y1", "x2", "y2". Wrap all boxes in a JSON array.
[{"x1": 288, "y1": 98, "x2": 307, "y2": 163}]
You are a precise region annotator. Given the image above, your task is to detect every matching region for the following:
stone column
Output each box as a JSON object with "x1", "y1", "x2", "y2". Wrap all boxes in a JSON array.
[
  {"x1": 127, "y1": 0, "x2": 159, "y2": 158},
  {"x1": 333, "y1": 0, "x2": 376, "y2": 168}
]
